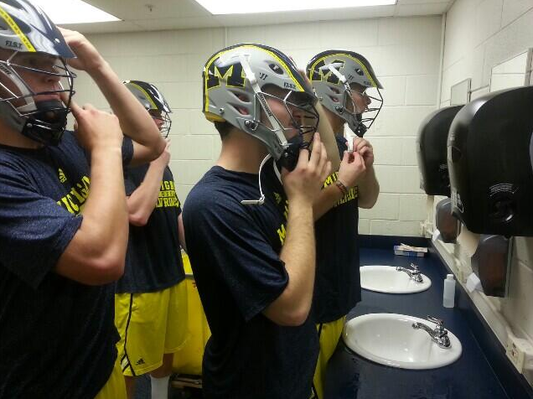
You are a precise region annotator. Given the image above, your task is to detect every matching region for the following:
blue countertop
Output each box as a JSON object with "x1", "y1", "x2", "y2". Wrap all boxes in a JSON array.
[{"x1": 324, "y1": 247, "x2": 513, "y2": 399}]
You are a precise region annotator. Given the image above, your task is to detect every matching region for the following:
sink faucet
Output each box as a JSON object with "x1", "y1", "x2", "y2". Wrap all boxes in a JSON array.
[
  {"x1": 396, "y1": 263, "x2": 423, "y2": 283},
  {"x1": 412, "y1": 316, "x2": 451, "y2": 349}
]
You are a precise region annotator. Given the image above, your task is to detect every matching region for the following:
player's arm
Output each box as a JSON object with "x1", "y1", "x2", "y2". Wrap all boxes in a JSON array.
[
  {"x1": 313, "y1": 149, "x2": 366, "y2": 220},
  {"x1": 127, "y1": 141, "x2": 170, "y2": 226},
  {"x1": 263, "y1": 135, "x2": 331, "y2": 326},
  {"x1": 353, "y1": 137, "x2": 379, "y2": 209},
  {"x1": 60, "y1": 28, "x2": 165, "y2": 166},
  {"x1": 55, "y1": 102, "x2": 129, "y2": 285}
]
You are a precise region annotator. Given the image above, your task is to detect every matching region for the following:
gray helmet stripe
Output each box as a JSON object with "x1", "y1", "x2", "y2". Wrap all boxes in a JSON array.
[
  {"x1": 327, "y1": 64, "x2": 347, "y2": 85},
  {"x1": 239, "y1": 53, "x2": 287, "y2": 147}
]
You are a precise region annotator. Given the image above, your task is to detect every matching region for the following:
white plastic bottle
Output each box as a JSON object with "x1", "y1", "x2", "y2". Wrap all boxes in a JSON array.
[{"x1": 443, "y1": 274, "x2": 456, "y2": 308}]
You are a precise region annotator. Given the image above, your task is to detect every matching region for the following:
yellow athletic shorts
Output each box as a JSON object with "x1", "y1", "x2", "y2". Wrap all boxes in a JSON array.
[
  {"x1": 172, "y1": 253, "x2": 211, "y2": 376},
  {"x1": 94, "y1": 358, "x2": 127, "y2": 399},
  {"x1": 311, "y1": 316, "x2": 346, "y2": 399},
  {"x1": 115, "y1": 281, "x2": 189, "y2": 377}
]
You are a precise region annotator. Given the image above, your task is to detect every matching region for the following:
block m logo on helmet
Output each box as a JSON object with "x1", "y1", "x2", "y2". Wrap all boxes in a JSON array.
[
  {"x1": 309, "y1": 59, "x2": 345, "y2": 85},
  {"x1": 205, "y1": 59, "x2": 246, "y2": 90}
]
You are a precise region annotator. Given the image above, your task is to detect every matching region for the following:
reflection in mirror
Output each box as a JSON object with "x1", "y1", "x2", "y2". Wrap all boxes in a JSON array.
[
  {"x1": 450, "y1": 79, "x2": 471, "y2": 105},
  {"x1": 490, "y1": 49, "x2": 532, "y2": 92},
  {"x1": 470, "y1": 85, "x2": 489, "y2": 101}
]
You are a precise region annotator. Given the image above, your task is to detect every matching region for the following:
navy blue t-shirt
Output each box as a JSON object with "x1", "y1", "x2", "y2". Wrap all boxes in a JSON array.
[
  {"x1": 0, "y1": 132, "x2": 133, "y2": 398},
  {"x1": 313, "y1": 136, "x2": 361, "y2": 323},
  {"x1": 183, "y1": 165, "x2": 318, "y2": 399},
  {"x1": 116, "y1": 165, "x2": 185, "y2": 293}
]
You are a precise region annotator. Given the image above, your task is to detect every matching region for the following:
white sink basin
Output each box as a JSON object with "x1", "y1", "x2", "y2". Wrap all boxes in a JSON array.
[
  {"x1": 343, "y1": 313, "x2": 462, "y2": 370},
  {"x1": 360, "y1": 265, "x2": 431, "y2": 294}
]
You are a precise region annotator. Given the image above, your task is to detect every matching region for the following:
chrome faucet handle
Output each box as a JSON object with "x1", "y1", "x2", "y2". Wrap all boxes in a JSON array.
[
  {"x1": 426, "y1": 316, "x2": 447, "y2": 334},
  {"x1": 426, "y1": 316, "x2": 443, "y2": 327},
  {"x1": 410, "y1": 263, "x2": 420, "y2": 272}
]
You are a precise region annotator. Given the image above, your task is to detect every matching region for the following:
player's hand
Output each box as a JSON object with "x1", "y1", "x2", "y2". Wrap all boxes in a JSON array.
[
  {"x1": 152, "y1": 139, "x2": 171, "y2": 168},
  {"x1": 69, "y1": 100, "x2": 122, "y2": 152},
  {"x1": 59, "y1": 28, "x2": 106, "y2": 73},
  {"x1": 282, "y1": 134, "x2": 331, "y2": 205},
  {"x1": 353, "y1": 137, "x2": 374, "y2": 168},
  {"x1": 337, "y1": 149, "x2": 366, "y2": 189}
]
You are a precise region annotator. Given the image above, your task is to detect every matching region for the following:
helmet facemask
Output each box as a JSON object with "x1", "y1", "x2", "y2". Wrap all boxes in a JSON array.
[
  {"x1": 256, "y1": 89, "x2": 318, "y2": 142},
  {"x1": 355, "y1": 85, "x2": 383, "y2": 137},
  {"x1": 0, "y1": 51, "x2": 76, "y2": 146},
  {"x1": 236, "y1": 54, "x2": 319, "y2": 170},
  {"x1": 149, "y1": 109, "x2": 172, "y2": 139},
  {"x1": 255, "y1": 89, "x2": 319, "y2": 170},
  {"x1": 337, "y1": 84, "x2": 384, "y2": 137}
]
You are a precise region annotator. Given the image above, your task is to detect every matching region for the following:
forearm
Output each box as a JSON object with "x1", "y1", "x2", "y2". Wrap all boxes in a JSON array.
[
  {"x1": 87, "y1": 62, "x2": 164, "y2": 156},
  {"x1": 265, "y1": 198, "x2": 315, "y2": 325},
  {"x1": 127, "y1": 162, "x2": 166, "y2": 226},
  {"x1": 358, "y1": 166, "x2": 379, "y2": 208},
  {"x1": 81, "y1": 148, "x2": 129, "y2": 257},
  {"x1": 55, "y1": 147, "x2": 129, "y2": 284},
  {"x1": 313, "y1": 183, "x2": 345, "y2": 221},
  {"x1": 315, "y1": 102, "x2": 340, "y2": 171}
]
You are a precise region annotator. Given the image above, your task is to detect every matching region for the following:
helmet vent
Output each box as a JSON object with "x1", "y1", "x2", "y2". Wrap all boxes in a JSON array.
[
  {"x1": 355, "y1": 68, "x2": 364, "y2": 76},
  {"x1": 269, "y1": 63, "x2": 283, "y2": 75}
]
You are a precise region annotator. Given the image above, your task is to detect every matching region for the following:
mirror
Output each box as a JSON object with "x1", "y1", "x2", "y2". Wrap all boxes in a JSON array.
[
  {"x1": 470, "y1": 85, "x2": 489, "y2": 101},
  {"x1": 490, "y1": 49, "x2": 532, "y2": 92},
  {"x1": 450, "y1": 79, "x2": 471, "y2": 105}
]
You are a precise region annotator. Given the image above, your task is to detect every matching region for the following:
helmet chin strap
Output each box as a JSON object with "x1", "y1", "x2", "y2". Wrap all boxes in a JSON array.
[{"x1": 240, "y1": 153, "x2": 271, "y2": 206}]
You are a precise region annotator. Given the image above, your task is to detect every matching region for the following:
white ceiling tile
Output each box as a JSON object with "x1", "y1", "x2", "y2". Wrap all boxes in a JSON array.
[
  {"x1": 70, "y1": 0, "x2": 453, "y2": 34},
  {"x1": 60, "y1": 21, "x2": 144, "y2": 34},
  {"x1": 395, "y1": 2, "x2": 450, "y2": 16}
]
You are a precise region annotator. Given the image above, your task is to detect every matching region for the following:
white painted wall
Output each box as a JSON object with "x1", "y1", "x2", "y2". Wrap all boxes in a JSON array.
[
  {"x1": 434, "y1": 0, "x2": 533, "y2": 385},
  {"x1": 72, "y1": 16, "x2": 443, "y2": 237}
]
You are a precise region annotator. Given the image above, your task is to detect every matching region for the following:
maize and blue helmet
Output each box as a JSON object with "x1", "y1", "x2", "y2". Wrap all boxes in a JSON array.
[
  {"x1": 124, "y1": 80, "x2": 172, "y2": 138},
  {"x1": 203, "y1": 43, "x2": 319, "y2": 169},
  {"x1": 0, "y1": 0, "x2": 76, "y2": 145},
  {"x1": 307, "y1": 50, "x2": 383, "y2": 137}
]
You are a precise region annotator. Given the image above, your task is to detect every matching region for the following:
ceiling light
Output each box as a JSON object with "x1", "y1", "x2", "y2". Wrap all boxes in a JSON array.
[
  {"x1": 194, "y1": 0, "x2": 397, "y2": 15},
  {"x1": 31, "y1": 0, "x2": 120, "y2": 24}
]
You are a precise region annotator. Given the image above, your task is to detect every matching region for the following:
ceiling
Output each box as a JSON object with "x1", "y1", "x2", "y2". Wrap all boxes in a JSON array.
[{"x1": 63, "y1": 0, "x2": 453, "y2": 34}]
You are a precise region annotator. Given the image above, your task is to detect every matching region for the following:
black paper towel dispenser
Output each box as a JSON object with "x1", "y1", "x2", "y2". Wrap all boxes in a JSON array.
[
  {"x1": 447, "y1": 86, "x2": 533, "y2": 236},
  {"x1": 417, "y1": 105, "x2": 463, "y2": 196}
]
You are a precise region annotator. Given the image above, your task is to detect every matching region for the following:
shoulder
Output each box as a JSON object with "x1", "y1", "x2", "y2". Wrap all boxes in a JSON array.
[
  {"x1": 186, "y1": 180, "x2": 247, "y2": 216},
  {"x1": 185, "y1": 170, "x2": 258, "y2": 223},
  {"x1": 0, "y1": 149, "x2": 29, "y2": 179}
]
